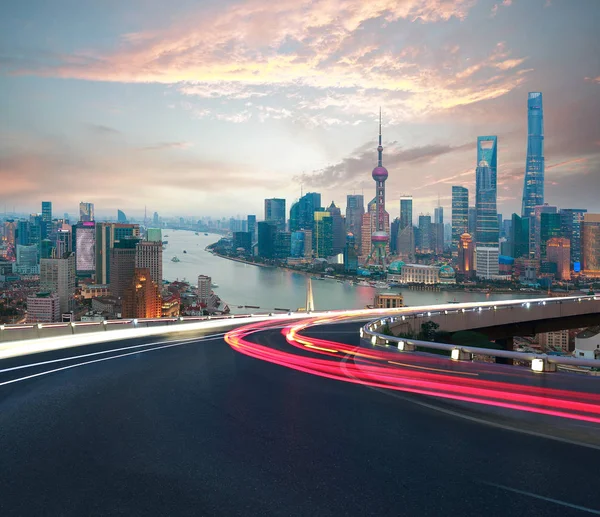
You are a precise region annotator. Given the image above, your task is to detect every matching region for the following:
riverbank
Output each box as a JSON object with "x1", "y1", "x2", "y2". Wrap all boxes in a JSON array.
[{"x1": 208, "y1": 248, "x2": 274, "y2": 269}]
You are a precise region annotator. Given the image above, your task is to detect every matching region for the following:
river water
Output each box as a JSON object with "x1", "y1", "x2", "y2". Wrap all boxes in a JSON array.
[{"x1": 163, "y1": 230, "x2": 529, "y2": 313}]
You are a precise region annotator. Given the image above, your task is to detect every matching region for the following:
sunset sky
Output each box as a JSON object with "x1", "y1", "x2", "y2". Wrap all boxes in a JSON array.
[{"x1": 1, "y1": 0, "x2": 598, "y2": 221}]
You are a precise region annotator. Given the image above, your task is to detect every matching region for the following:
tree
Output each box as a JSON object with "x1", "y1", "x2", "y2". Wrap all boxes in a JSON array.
[{"x1": 418, "y1": 321, "x2": 440, "y2": 341}]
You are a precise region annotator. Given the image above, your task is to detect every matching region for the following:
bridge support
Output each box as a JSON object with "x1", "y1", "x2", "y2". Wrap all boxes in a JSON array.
[
  {"x1": 495, "y1": 337, "x2": 514, "y2": 365},
  {"x1": 532, "y1": 357, "x2": 557, "y2": 373}
]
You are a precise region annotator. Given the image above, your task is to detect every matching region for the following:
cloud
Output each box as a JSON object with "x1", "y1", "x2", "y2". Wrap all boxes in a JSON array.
[
  {"x1": 88, "y1": 124, "x2": 121, "y2": 135},
  {"x1": 296, "y1": 139, "x2": 472, "y2": 188},
  {"x1": 142, "y1": 142, "x2": 193, "y2": 150},
  {"x1": 584, "y1": 76, "x2": 600, "y2": 84}
]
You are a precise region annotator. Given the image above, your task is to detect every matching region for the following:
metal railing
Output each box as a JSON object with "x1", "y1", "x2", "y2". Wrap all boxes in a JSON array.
[{"x1": 360, "y1": 295, "x2": 600, "y2": 373}]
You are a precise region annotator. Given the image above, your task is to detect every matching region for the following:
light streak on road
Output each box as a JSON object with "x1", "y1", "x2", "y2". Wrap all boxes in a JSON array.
[{"x1": 224, "y1": 315, "x2": 600, "y2": 425}]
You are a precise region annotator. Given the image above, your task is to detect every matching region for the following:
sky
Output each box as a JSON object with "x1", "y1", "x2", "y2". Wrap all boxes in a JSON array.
[{"x1": 0, "y1": 0, "x2": 598, "y2": 222}]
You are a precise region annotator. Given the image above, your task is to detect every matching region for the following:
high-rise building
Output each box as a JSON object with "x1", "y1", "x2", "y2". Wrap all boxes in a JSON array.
[
  {"x1": 117, "y1": 209, "x2": 127, "y2": 223},
  {"x1": 314, "y1": 211, "x2": 333, "y2": 258},
  {"x1": 122, "y1": 268, "x2": 162, "y2": 319},
  {"x1": 560, "y1": 209, "x2": 587, "y2": 268},
  {"x1": 247, "y1": 215, "x2": 257, "y2": 243},
  {"x1": 40, "y1": 252, "x2": 76, "y2": 314},
  {"x1": 468, "y1": 206, "x2": 477, "y2": 237},
  {"x1": 291, "y1": 231, "x2": 307, "y2": 258},
  {"x1": 451, "y1": 186, "x2": 469, "y2": 253},
  {"x1": 521, "y1": 92, "x2": 545, "y2": 219},
  {"x1": 368, "y1": 110, "x2": 390, "y2": 265},
  {"x1": 582, "y1": 214, "x2": 600, "y2": 277},
  {"x1": 55, "y1": 229, "x2": 72, "y2": 258},
  {"x1": 540, "y1": 212, "x2": 562, "y2": 260},
  {"x1": 396, "y1": 225, "x2": 415, "y2": 263},
  {"x1": 346, "y1": 195, "x2": 365, "y2": 250},
  {"x1": 510, "y1": 213, "x2": 530, "y2": 259},
  {"x1": 146, "y1": 228, "x2": 162, "y2": 242},
  {"x1": 41, "y1": 201, "x2": 52, "y2": 224},
  {"x1": 343, "y1": 233, "x2": 359, "y2": 273},
  {"x1": 153, "y1": 211, "x2": 160, "y2": 227},
  {"x1": 327, "y1": 201, "x2": 345, "y2": 254},
  {"x1": 16, "y1": 220, "x2": 31, "y2": 246},
  {"x1": 257, "y1": 221, "x2": 276, "y2": 259},
  {"x1": 476, "y1": 247, "x2": 499, "y2": 279},
  {"x1": 264, "y1": 198, "x2": 286, "y2": 232},
  {"x1": 197, "y1": 275, "x2": 212, "y2": 305},
  {"x1": 390, "y1": 218, "x2": 400, "y2": 255},
  {"x1": 95, "y1": 223, "x2": 140, "y2": 284},
  {"x1": 26, "y1": 292, "x2": 60, "y2": 323},
  {"x1": 110, "y1": 239, "x2": 138, "y2": 298},
  {"x1": 400, "y1": 196, "x2": 413, "y2": 230},
  {"x1": 136, "y1": 241, "x2": 163, "y2": 288},
  {"x1": 274, "y1": 231, "x2": 291, "y2": 259},
  {"x1": 458, "y1": 233, "x2": 475, "y2": 279},
  {"x1": 475, "y1": 136, "x2": 498, "y2": 247},
  {"x1": 532, "y1": 204, "x2": 557, "y2": 259},
  {"x1": 16, "y1": 244, "x2": 38, "y2": 267},
  {"x1": 73, "y1": 221, "x2": 96, "y2": 277},
  {"x1": 418, "y1": 215, "x2": 432, "y2": 252},
  {"x1": 546, "y1": 237, "x2": 571, "y2": 281},
  {"x1": 433, "y1": 206, "x2": 444, "y2": 254},
  {"x1": 289, "y1": 202, "x2": 300, "y2": 233},
  {"x1": 233, "y1": 232, "x2": 252, "y2": 253},
  {"x1": 79, "y1": 202, "x2": 95, "y2": 222},
  {"x1": 291, "y1": 192, "x2": 321, "y2": 234}
]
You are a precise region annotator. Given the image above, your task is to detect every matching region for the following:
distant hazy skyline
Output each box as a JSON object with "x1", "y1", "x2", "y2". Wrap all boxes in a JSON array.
[{"x1": 1, "y1": 0, "x2": 598, "y2": 219}]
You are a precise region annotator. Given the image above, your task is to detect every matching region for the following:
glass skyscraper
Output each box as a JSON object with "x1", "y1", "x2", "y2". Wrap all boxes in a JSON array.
[
  {"x1": 560, "y1": 208, "x2": 586, "y2": 267},
  {"x1": 264, "y1": 198, "x2": 286, "y2": 232},
  {"x1": 451, "y1": 186, "x2": 468, "y2": 252},
  {"x1": 475, "y1": 136, "x2": 498, "y2": 248},
  {"x1": 41, "y1": 201, "x2": 52, "y2": 223},
  {"x1": 521, "y1": 92, "x2": 545, "y2": 219},
  {"x1": 346, "y1": 194, "x2": 364, "y2": 249},
  {"x1": 400, "y1": 196, "x2": 412, "y2": 230}
]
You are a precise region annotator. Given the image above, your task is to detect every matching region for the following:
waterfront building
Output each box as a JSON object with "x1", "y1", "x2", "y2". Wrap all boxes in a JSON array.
[
  {"x1": 582, "y1": 214, "x2": 600, "y2": 277},
  {"x1": 289, "y1": 202, "x2": 300, "y2": 233},
  {"x1": 396, "y1": 225, "x2": 415, "y2": 263},
  {"x1": 26, "y1": 292, "x2": 60, "y2": 323},
  {"x1": 79, "y1": 202, "x2": 94, "y2": 222},
  {"x1": 291, "y1": 231, "x2": 306, "y2": 258},
  {"x1": 343, "y1": 233, "x2": 359, "y2": 274},
  {"x1": 146, "y1": 228, "x2": 162, "y2": 242},
  {"x1": 468, "y1": 206, "x2": 477, "y2": 238},
  {"x1": 109, "y1": 239, "x2": 138, "y2": 298},
  {"x1": 122, "y1": 268, "x2": 162, "y2": 319},
  {"x1": 197, "y1": 275, "x2": 212, "y2": 305},
  {"x1": 540, "y1": 212, "x2": 562, "y2": 259},
  {"x1": 390, "y1": 218, "x2": 400, "y2": 254},
  {"x1": 41, "y1": 201, "x2": 52, "y2": 224},
  {"x1": 72, "y1": 221, "x2": 96, "y2": 277},
  {"x1": 373, "y1": 292, "x2": 404, "y2": 309},
  {"x1": 387, "y1": 263, "x2": 456, "y2": 285},
  {"x1": 451, "y1": 186, "x2": 469, "y2": 253},
  {"x1": 532, "y1": 204, "x2": 557, "y2": 259},
  {"x1": 475, "y1": 136, "x2": 498, "y2": 247},
  {"x1": 247, "y1": 215, "x2": 257, "y2": 243},
  {"x1": 476, "y1": 247, "x2": 499, "y2": 279},
  {"x1": 233, "y1": 231, "x2": 252, "y2": 253},
  {"x1": 346, "y1": 195, "x2": 364, "y2": 250},
  {"x1": 136, "y1": 241, "x2": 163, "y2": 288},
  {"x1": 521, "y1": 92, "x2": 545, "y2": 219},
  {"x1": 432, "y1": 222, "x2": 444, "y2": 255},
  {"x1": 314, "y1": 211, "x2": 333, "y2": 259},
  {"x1": 264, "y1": 198, "x2": 286, "y2": 232},
  {"x1": 457, "y1": 233, "x2": 475, "y2": 279},
  {"x1": 559, "y1": 208, "x2": 587, "y2": 268},
  {"x1": 274, "y1": 231, "x2": 291, "y2": 259},
  {"x1": 291, "y1": 192, "x2": 321, "y2": 234},
  {"x1": 367, "y1": 109, "x2": 390, "y2": 265},
  {"x1": 117, "y1": 209, "x2": 127, "y2": 223},
  {"x1": 400, "y1": 195, "x2": 413, "y2": 229},
  {"x1": 95, "y1": 223, "x2": 140, "y2": 284},
  {"x1": 40, "y1": 252, "x2": 76, "y2": 314},
  {"x1": 257, "y1": 221, "x2": 276, "y2": 259},
  {"x1": 327, "y1": 201, "x2": 345, "y2": 255},
  {"x1": 546, "y1": 237, "x2": 571, "y2": 281}
]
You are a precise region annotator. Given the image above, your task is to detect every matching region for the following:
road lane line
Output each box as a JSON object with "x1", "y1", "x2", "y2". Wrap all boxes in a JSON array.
[
  {"x1": 0, "y1": 333, "x2": 226, "y2": 375},
  {"x1": 480, "y1": 481, "x2": 600, "y2": 515},
  {"x1": 387, "y1": 360, "x2": 479, "y2": 376},
  {"x1": 0, "y1": 336, "x2": 223, "y2": 388},
  {"x1": 304, "y1": 344, "x2": 339, "y2": 353}
]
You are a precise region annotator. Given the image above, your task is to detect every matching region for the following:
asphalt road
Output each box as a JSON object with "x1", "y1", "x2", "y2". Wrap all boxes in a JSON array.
[{"x1": 1, "y1": 322, "x2": 599, "y2": 516}]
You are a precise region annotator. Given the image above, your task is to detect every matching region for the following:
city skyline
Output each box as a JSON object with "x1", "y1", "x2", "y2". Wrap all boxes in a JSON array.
[{"x1": 1, "y1": 0, "x2": 599, "y2": 217}]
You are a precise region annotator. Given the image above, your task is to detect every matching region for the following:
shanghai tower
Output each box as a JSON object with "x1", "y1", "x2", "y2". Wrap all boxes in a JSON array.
[{"x1": 521, "y1": 92, "x2": 545, "y2": 218}]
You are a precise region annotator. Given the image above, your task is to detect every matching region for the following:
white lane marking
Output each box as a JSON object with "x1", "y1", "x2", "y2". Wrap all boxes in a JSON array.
[
  {"x1": 0, "y1": 336, "x2": 223, "y2": 388},
  {"x1": 338, "y1": 352, "x2": 600, "y2": 451},
  {"x1": 481, "y1": 481, "x2": 600, "y2": 515},
  {"x1": 0, "y1": 333, "x2": 226, "y2": 375}
]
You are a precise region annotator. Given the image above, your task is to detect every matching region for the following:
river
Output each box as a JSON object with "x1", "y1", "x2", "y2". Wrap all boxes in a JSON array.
[{"x1": 162, "y1": 230, "x2": 531, "y2": 313}]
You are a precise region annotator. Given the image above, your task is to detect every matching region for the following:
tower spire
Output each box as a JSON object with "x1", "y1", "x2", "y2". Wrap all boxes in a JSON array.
[{"x1": 377, "y1": 107, "x2": 383, "y2": 167}]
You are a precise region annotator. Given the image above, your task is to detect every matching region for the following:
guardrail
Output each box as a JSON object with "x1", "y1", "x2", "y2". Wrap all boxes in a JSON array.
[{"x1": 360, "y1": 295, "x2": 600, "y2": 373}]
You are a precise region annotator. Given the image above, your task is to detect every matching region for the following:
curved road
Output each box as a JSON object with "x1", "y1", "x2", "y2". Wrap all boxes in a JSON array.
[{"x1": 1, "y1": 319, "x2": 599, "y2": 516}]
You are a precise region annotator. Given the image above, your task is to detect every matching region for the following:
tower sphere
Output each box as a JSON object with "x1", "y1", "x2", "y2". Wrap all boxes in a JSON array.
[
  {"x1": 372, "y1": 166, "x2": 388, "y2": 181},
  {"x1": 371, "y1": 231, "x2": 389, "y2": 243}
]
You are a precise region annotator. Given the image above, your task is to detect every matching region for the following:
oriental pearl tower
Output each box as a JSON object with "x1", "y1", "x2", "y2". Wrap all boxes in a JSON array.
[{"x1": 368, "y1": 108, "x2": 389, "y2": 266}]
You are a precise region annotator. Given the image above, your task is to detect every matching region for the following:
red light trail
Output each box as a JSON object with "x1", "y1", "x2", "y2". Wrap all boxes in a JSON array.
[{"x1": 224, "y1": 315, "x2": 600, "y2": 425}]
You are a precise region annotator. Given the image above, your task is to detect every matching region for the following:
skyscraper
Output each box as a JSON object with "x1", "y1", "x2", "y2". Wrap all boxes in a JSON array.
[
  {"x1": 16, "y1": 220, "x2": 31, "y2": 246},
  {"x1": 367, "y1": 109, "x2": 390, "y2": 265},
  {"x1": 314, "y1": 211, "x2": 333, "y2": 258},
  {"x1": 79, "y1": 202, "x2": 95, "y2": 222},
  {"x1": 327, "y1": 201, "x2": 345, "y2": 254},
  {"x1": 117, "y1": 209, "x2": 127, "y2": 223},
  {"x1": 136, "y1": 241, "x2": 163, "y2": 289},
  {"x1": 451, "y1": 186, "x2": 469, "y2": 253},
  {"x1": 418, "y1": 215, "x2": 432, "y2": 252},
  {"x1": 390, "y1": 218, "x2": 400, "y2": 255},
  {"x1": 122, "y1": 268, "x2": 162, "y2": 319},
  {"x1": 560, "y1": 208, "x2": 587, "y2": 268},
  {"x1": 73, "y1": 221, "x2": 96, "y2": 277},
  {"x1": 546, "y1": 238, "x2": 571, "y2": 281},
  {"x1": 264, "y1": 198, "x2": 286, "y2": 232},
  {"x1": 40, "y1": 252, "x2": 76, "y2": 314},
  {"x1": 153, "y1": 212, "x2": 160, "y2": 227},
  {"x1": 521, "y1": 92, "x2": 545, "y2": 219},
  {"x1": 247, "y1": 215, "x2": 257, "y2": 243},
  {"x1": 468, "y1": 206, "x2": 477, "y2": 237},
  {"x1": 433, "y1": 206, "x2": 444, "y2": 255},
  {"x1": 400, "y1": 196, "x2": 413, "y2": 230},
  {"x1": 540, "y1": 212, "x2": 561, "y2": 260},
  {"x1": 95, "y1": 223, "x2": 140, "y2": 284},
  {"x1": 475, "y1": 136, "x2": 499, "y2": 278},
  {"x1": 458, "y1": 233, "x2": 475, "y2": 279},
  {"x1": 533, "y1": 204, "x2": 557, "y2": 259},
  {"x1": 346, "y1": 194, "x2": 364, "y2": 250},
  {"x1": 510, "y1": 213, "x2": 530, "y2": 259},
  {"x1": 257, "y1": 221, "x2": 276, "y2": 259},
  {"x1": 110, "y1": 239, "x2": 138, "y2": 298},
  {"x1": 343, "y1": 233, "x2": 359, "y2": 273},
  {"x1": 41, "y1": 201, "x2": 52, "y2": 224}
]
